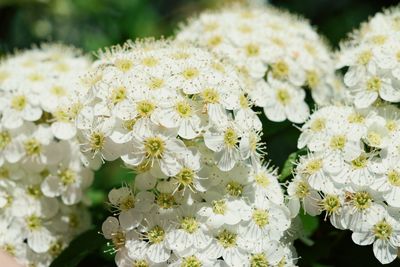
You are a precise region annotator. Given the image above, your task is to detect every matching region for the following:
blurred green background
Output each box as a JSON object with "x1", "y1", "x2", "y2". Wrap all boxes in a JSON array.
[{"x1": 1, "y1": 0, "x2": 400, "y2": 266}]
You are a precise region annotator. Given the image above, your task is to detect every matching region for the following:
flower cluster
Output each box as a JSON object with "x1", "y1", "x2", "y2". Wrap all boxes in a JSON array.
[
  {"x1": 177, "y1": 4, "x2": 344, "y2": 124},
  {"x1": 337, "y1": 7, "x2": 400, "y2": 108},
  {"x1": 74, "y1": 39, "x2": 298, "y2": 266},
  {"x1": 0, "y1": 45, "x2": 93, "y2": 267},
  {"x1": 288, "y1": 105, "x2": 400, "y2": 264}
]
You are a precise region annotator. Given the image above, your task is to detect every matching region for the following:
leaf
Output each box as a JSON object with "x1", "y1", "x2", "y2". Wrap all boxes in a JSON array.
[
  {"x1": 300, "y1": 212, "x2": 320, "y2": 238},
  {"x1": 279, "y1": 148, "x2": 307, "y2": 181},
  {"x1": 50, "y1": 228, "x2": 105, "y2": 267}
]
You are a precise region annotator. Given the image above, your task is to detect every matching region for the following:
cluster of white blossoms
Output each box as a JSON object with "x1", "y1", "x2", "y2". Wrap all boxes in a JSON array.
[
  {"x1": 73, "y1": 38, "x2": 298, "y2": 266},
  {"x1": 0, "y1": 45, "x2": 93, "y2": 266},
  {"x1": 337, "y1": 7, "x2": 400, "y2": 108},
  {"x1": 177, "y1": 4, "x2": 345, "y2": 124},
  {"x1": 288, "y1": 104, "x2": 400, "y2": 264}
]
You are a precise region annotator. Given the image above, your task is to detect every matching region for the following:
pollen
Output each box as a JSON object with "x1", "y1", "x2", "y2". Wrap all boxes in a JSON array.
[
  {"x1": 373, "y1": 220, "x2": 393, "y2": 240},
  {"x1": 254, "y1": 173, "x2": 270, "y2": 188},
  {"x1": 136, "y1": 100, "x2": 155, "y2": 118},
  {"x1": 156, "y1": 193, "x2": 175, "y2": 209},
  {"x1": 310, "y1": 118, "x2": 326, "y2": 132},
  {"x1": 250, "y1": 253, "x2": 269, "y2": 267},
  {"x1": 59, "y1": 169, "x2": 76, "y2": 185},
  {"x1": 174, "y1": 167, "x2": 195, "y2": 187},
  {"x1": 175, "y1": 101, "x2": 192, "y2": 118},
  {"x1": 148, "y1": 77, "x2": 164, "y2": 90},
  {"x1": 223, "y1": 127, "x2": 238, "y2": 148},
  {"x1": 216, "y1": 229, "x2": 237, "y2": 248},
  {"x1": 366, "y1": 130, "x2": 382, "y2": 147},
  {"x1": 329, "y1": 135, "x2": 346, "y2": 150},
  {"x1": 357, "y1": 50, "x2": 372, "y2": 65},
  {"x1": 144, "y1": 136, "x2": 165, "y2": 159},
  {"x1": 26, "y1": 185, "x2": 42, "y2": 198},
  {"x1": 366, "y1": 76, "x2": 381, "y2": 92},
  {"x1": 24, "y1": 138, "x2": 41, "y2": 156},
  {"x1": 212, "y1": 199, "x2": 227, "y2": 215},
  {"x1": 132, "y1": 260, "x2": 149, "y2": 267},
  {"x1": 252, "y1": 209, "x2": 269, "y2": 227},
  {"x1": 305, "y1": 159, "x2": 323, "y2": 174},
  {"x1": 351, "y1": 154, "x2": 368, "y2": 169},
  {"x1": 0, "y1": 131, "x2": 11, "y2": 150},
  {"x1": 321, "y1": 195, "x2": 341, "y2": 215},
  {"x1": 141, "y1": 56, "x2": 159, "y2": 67},
  {"x1": 353, "y1": 191, "x2": 372, "y2": 211},
  {"x1": 89, "y1": 132, "x2": 105, "y2": 152},
  {"x1": 276, "y1": 89, "x2": 291, "y2": 105},
  {"x1": 181, "y1": 256, "x2": 202, "y2": 267},
  {"x1": 11, "y1": 95, "x2": 27, "y2": 111},
  {"x1": 147, "y1": 225, "x2": 165, "y2": 244},
  {"x1": 202, "y1": 88, "x2": 220, "y2": 104},
  {"x1": 348, "y1": 112, "x2": 365, "y2": 124},
  {"x1": 306, "y1": 70, "x2": 319, "y2": 89},
  {"x1": 115, "y1": 58, "x2": 133, "y2": 72},
  {"x1": 271, "y1": 60, "x2": 289, "y2": 79},
  {"x1": 182, "y1": 68, "x2": 199, "y2": 80},
  {"x1": 207, "y1": 35, "x2": 222, "y2": 47},
  {"x1": 26, "y1": 214, "x2": 42, "y2": 231},
  {"x1": 245, "y1": 43, "x2": 260, "y2": 57},
  {"x1": 295, "y1": 181, "x2": 310, "y2": 198},
  {"x1": 111, "y1": 231, "x2": 126, "y2": 249},
  {"x1": 111, "y1": 86, "x2": 127, "y2": 104},
  {"x1": 225, "y1": 181, "x2": 244, "y2": 197},
  {"x1": 180, "y1": 217, "x2": 199, "y2": 234},
  {"x1": 387, "y1": 170, "x2": 400, "y2": 187}
]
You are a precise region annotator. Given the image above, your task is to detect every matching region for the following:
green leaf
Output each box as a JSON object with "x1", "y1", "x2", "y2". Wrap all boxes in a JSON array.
[
  {"x1": 50, "y1": 228, "x2": 105, "y2": 267},
  {"x1": 279, "y1": 148, "x2": 306, "y2": 181}
]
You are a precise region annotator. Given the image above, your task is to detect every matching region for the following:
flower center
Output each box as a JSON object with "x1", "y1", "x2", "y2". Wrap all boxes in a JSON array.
[
  {"x1": 295, "y1": 181, "x2": 310, "y2": 198},
  {"x1": 351, "y1": 154, "x2": 368, "y2": 169},
  {"x1": 136, "y1": 100, "x2": 155, "y2": 118},
  {"x1": 180, "y1": 217, "x2": 198, "y2": 234},
  {"x1": 181, "y1": 256, "x2": 202, "y2": 267},
  {"x1": 225, "y1": 181, "x2": 243, "y2": 197},
  {"x1": 182, "y1": 68, "x2": 199, "y2": 80},
  {"x1": 250, "y1": 253, "x2": 269, "y2": 267},
  {"x1": 202, "y1": 88, "x2": 220, "y2": 104},
  {"x1": 387, "y1": 170, "x2": 400, "y2": 187},
  {"x1": 59, "y1": 169, "x2": 76, "y2": 185},
  {"x1": 329, "y1": 135, "x2": 346, "y2": 150},
  {"x1": 254, "y1": 173, "x2": 270, "y2": 188},
  {"x1": 366, "y1": 76, "x2": 381, "y2": 92},
  {"x1": 305, "y1": 159, "x2": 323, "y2": 174},
  {"x1": 50, "y1": 86, "x2": 66, "y2": 96},
  {"x1": 310, "y1": 118, "x2": 326, "y2": 132},
  {"x1": 321, "y1": 195, "x2": 340, "y2": 215},
  {"x1": 276, "y1": 89, "x2": 291, "y2": 105},
  {"x1": 357, "y1": 50, "x2": 372, "y2": 65},
  {"x1": 348, "y1": 112, "x2": 365, "y2": 124},
  {"x1": 245, "y1": 43, "x2": 260, "y2": 57},
  {"x1": 24, "y1": 138, "x2": 41, "y2": 156},
  {"x1": 156, "y1": 193, "x2": 175, "y2": 209},
  {"x1": 111, "y1": 231, "x2": 125, "y2": 249},
  {"x1": 217, "y1": 229, "x2": 237, "y2": 248},
  {"x1": 111, "y1": 86, "x2": 127, "y2": 104},
  {"x1": 142, "y1": 57, "x2": 158, "y2": 67},
  {"x1": 353, "y1": 191, "x2": 372, "y2": 210},
  {"x1": 0, "y1": 131, "x2": 11, "y2": 150},
  {"x1": 133, "y1": 260, "x2": 149, "y2": 267},
  {"x1": 175, "y1": 101, "x2": 192, "y2": 118},
  {"x1": 306, "y1": 70, "x2": 319, "y2": 89},
  {"x1": 26, "y1": 185, "x2": 42, "y2": 198},
  {"x1": 366, "y1": 131, "x2": 382, "y2": 147},
  {"x1": 207, "y1": 35, "x2": 222, "y2": 47},
  {"x1": 11, "y1": 95, "x2": 27, "y2": 111},
  {"x1": 89, "y1": 132, "x2": 105, "y2": 152},
  {"x1": 223, "y1": 127, "x2": 238, "y2": 148},
  {"x1": 175, "y1": 168, "x2": 195, "y2": 187},
  {"x1": 212, "y1": 199, "x2": 227, "y2": 215},
  {"x1": 144, "y1": 136, "x2": 165, "y2": 158},
  {"x1": 252, "y1": 209, "x2": 269, "y2": 227},
  {"x1": 26, "y1": 215, "x2": 42, "y2": 231},
  {"x1": 148, "y1": 77, "x2": 164, "y2": 90},
  {"x1": 115, "y1": 59, "x2": 133, "y2": 72},
  {"x1": 373, "y1": 220, "x2": 392, "y2": 240},
  {"x1": 271, "y1": 60, "x2": 289, "y2": 79},
  {"x1": 147, "y1": 225, "x2": 165, "y2": 244}
]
